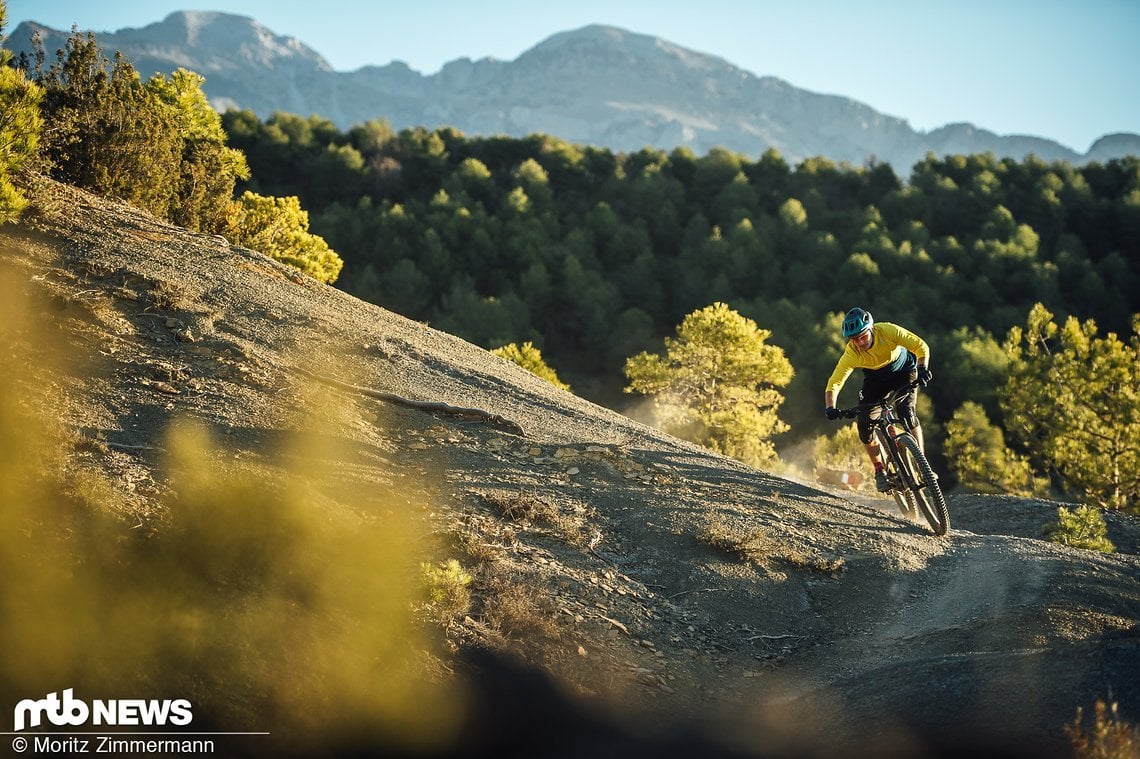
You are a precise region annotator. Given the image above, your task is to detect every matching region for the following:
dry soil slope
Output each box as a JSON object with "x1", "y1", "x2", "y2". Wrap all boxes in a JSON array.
[{"x1": 3, "y1": 176, "x2": 1138, "y2": 756}]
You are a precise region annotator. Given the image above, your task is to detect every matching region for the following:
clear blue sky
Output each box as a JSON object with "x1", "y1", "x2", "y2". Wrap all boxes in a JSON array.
[{"x1": 6, "y1": 0, "x2": 1138, "y2": 152}]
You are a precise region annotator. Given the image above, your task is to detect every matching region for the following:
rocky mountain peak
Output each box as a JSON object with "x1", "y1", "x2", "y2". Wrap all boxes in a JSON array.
[
  {"x1": 521, "y1": 24, "x2": 738, "y2": 79},
  {"x1": 9, "y1": 11, "x2": 333, "y2": 77},
  {"x1": 1086, "y1": 132, "x2": 1140, "y2": 161},
  {"x1": 126, "y1": 11, "x2": 334, "y2": 73},
  {"x1": 5, "y1": 13, "x2": 1136, "y2": 167}
]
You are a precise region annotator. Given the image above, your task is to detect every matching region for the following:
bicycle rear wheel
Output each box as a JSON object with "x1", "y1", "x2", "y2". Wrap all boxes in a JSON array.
[{"x1": 897, "y1": 433, "x2": 949, "y2": 536}]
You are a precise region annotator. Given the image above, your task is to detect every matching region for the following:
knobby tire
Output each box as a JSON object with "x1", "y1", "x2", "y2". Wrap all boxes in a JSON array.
[{"x1": 897, "y1": 433, "x2": 950, "y2": 536}]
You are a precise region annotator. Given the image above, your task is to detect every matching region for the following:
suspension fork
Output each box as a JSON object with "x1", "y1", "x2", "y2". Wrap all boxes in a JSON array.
[
  {"x1": 887, "y1": 425, "x2": 926, "y2": 492},
  {"x1": 880, "y1": 422, "x2": 916, "y2": 491}
]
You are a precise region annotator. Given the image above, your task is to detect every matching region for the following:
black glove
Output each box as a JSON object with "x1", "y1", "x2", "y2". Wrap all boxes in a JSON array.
[
  {"x1": 825, "y1": 406, "x2": 841, "y2": 420},
  {"x1": 918, "y1": 366, "x2": 933, "y2": 387}
]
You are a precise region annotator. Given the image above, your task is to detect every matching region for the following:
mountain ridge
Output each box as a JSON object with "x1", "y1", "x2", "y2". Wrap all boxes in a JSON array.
[{"x1": 9, "y1": 12, "x2": 1139, "y2": 168}]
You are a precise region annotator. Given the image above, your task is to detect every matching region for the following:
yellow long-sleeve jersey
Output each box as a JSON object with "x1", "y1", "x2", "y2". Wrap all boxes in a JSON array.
[{"x1": 825, "y1": 322, "x2": 929, "y2": 397}]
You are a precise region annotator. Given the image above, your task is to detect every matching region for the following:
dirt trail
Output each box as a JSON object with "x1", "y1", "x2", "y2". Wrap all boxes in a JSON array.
[{"x1": 746, "y1": 494, "x2": 1139, "y2": 753}]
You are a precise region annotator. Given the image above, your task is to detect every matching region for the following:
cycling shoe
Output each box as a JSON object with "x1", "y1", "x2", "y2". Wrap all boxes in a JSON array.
[{"x1": 875, "y1": 470, "x2": 892, "y2": 492}]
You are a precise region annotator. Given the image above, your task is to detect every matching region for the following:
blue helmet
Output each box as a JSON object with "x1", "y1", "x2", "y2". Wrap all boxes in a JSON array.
[{"x1": 841, "y1": 307, "x2": 873, "y2": 339}]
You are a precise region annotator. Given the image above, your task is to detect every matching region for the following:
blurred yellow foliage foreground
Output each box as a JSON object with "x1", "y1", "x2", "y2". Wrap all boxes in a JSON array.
[{"x1": 0, "y1": 270, "x2": 462, "y2": 755}]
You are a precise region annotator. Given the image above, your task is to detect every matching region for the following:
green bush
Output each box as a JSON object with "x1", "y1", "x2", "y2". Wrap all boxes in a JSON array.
[
  {"x1": 223, "y1": 191, "x2": 344, "y2": 283},
  {"x1": 492, "y1": 341, "x2": 571, "y2": 390},
  {"x1": 420, "y1": 559, "x2": 473, "y2": 622},
  {"x1": 1044, "y1": 505, "x2": 1115, "y2": 553}
]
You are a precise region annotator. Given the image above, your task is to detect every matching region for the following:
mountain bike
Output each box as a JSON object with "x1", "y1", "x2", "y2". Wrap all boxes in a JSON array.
[{"x1": 833, "y1": 380, "x2": 950, "y2": 536}]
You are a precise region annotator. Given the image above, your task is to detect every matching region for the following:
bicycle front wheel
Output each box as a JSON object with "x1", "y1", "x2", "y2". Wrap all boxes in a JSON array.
[{"x1": 897, "y1": 433, "x2": 950, "y2": 536}]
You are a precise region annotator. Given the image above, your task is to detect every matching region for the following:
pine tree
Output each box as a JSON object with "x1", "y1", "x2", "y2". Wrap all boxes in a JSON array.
[
  {"x1": 146, "y1": 68, "x2": 249, "y2": 232},
  {"x1": 32, "y1": 32, "x2": 182, "y2": 217},
  {"x1": 943, "y1": 401, "x2": 1047, "y2": 496},
  {"x1": 625, "y1": 303, "x2": 793, "y2": 468},
  {"x1": 0, "y1": 0, "x2": 44, "y2": 224},
  {"x1": 1002, "y1": 304, "x2": 1140, "y2": 510}
]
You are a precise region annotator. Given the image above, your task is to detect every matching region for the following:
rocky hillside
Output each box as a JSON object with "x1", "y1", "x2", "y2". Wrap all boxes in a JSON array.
[
  {"x1": 10, "y1": 12, "x2": 1140, "y2": 169},
  {"x1": 2, "y1": 176, "x2": 1139, "y2": 757}
]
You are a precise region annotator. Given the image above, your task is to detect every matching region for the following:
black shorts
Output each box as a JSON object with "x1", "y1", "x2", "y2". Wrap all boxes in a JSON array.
[{"x1": 856, "y1": 350, "x2": 918, "y2": 444}]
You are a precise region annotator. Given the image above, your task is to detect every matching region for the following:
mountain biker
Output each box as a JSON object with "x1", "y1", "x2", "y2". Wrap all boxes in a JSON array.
[{"x1": 823, "y1": 307, "x2": 932, "y2": 492}]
